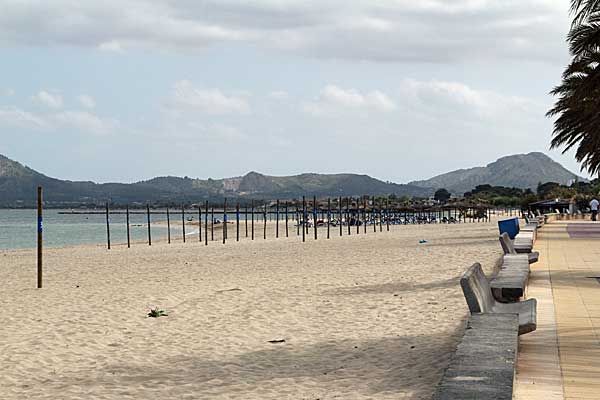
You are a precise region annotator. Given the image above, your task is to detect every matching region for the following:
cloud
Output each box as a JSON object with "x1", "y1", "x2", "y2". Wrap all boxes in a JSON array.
[
  {"x1": 53, "y1": 111, "x2": 118, "y2": 135},
  {"x1": 304, "y1": 85, "x2": 396, "y2": 116},
  {"x1": 398, "y1": 79, "x2": 541, "y2": 120},
  {"x1": 165, "y1": 80, "x2": 250, "y2": 115},
  {"x1": 1, "y1": 88, "x2": 15, "y2": 96},
  {"x1": 0, "y1": 0, "x2": 570, "y2": 63},
  {"x1": 0, "y1": 106, "x2": 118, "y2": 135},
  {"x1": 98, "y1": 40, "x2": 123, "y2": 53},
  {"x1": 268, "y1": 90, "x2": 289, "y2": 100},
  {"x1": 77, "y1": 94, "x2": 96, "y2": 109},
  {"x1": 0, "y1": 107, "x2": 50, "y2": 130},
  {"x1": 32, "y1": 90, "x2": 63, "y2": 109}
]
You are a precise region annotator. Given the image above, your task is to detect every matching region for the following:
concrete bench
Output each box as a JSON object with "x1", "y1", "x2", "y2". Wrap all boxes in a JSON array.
[
  {"x1": 499, "y1": 232, "x2": 539, "y2": 264},
  {"x1": 520, "y1": 221, "x2": 538, "y2": 241},
  {"x1": 460, "y1": 263, "x2": 536, "y2": 335},
  {"x1": 514, "y1": 236, "x2": 533, "y2": 253},
  {"x1": 490, "y1": 254, "x2": 530, "y2": 302},
  {"x1": 524, "y1": 216, "x2": 542, "y2": 228},
  {"x1": 433, "y1": 313, "x2": 519, "y2": 400}
]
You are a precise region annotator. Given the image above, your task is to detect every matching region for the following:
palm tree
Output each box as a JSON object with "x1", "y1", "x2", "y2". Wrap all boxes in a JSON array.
[
  {"x1": 548, "y1": 1, "x2": 600, "y2": 175},
  {"x1": 571, "y1": 0, "x2": 600, "y2": 25}
]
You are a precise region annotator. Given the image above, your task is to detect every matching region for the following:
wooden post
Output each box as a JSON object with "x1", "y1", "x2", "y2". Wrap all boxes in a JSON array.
[
  {"x1": 355, "y1": 198, "x2": 358, "y2": 235},
  {"x1": 167, "y1": 207, "x2": 171, "y2": 244},
  {"x1": 245, "y1": 204, "x2": 248, "y2": 238},
  {"x1": 223, "y1": 198, "x2": 227, "y2": 244},
  {"x1": 147, "y1": 204, "x2": 152, "y2": 246},
  {"x1": 251, "y1": 200, "x2": 255, "y2": 240},
  {"x1": 302, "y1": 196, "x2": 306, "y2": 242},
  {"x1": 327, "y1": 197, "x2": 331, "y2": 239},
  {"x1": 126, "y1": 205, "x2": 130, "y2": 248},
  {"x1": 339, "y1": 196, "x2": 343, "y2": 237},
  {"x1": 37, "y1": 186, "x2": 43, "y2": 289},
  {"x1": 346, "y1": 197, "x2": 351, "y2": 235},
  {"x1": 364, "y1": 196, "x2": 367, "y2": 234},
  {"x1": 285, "y1": 201, "x2": 289, "y2": 237},
  {"x1": 236, "y1": 201, "x2": 240, "y2": 242},
  {"x1": 373, "y1": 196, "x2": 377, "y2": 232},
  {"x1": 105, "y1": 202, "x2": 111, "y2": 250},
  {"x1": 296, "y1": 205, "x2": 300, "y2": 236},
  {"x1": 211, "y1": 205, "x2": 214, "y2": 241},
  {"x1": 182, "y1": 205, "x2": 186, "y2": 243},
  {"x1": 313, "y1": 196, "x2": 317, "y2": 240},
  {"x1": 205, "y1": 201, "x2": 209, "y2": 245},
  {"x1": 386, "y1": 199, "x2": 390, "y2": 231},
  {"x1": 379, "y1": 200, "x2": 383, "y2": 232},
  {"x1": 276, "y1": 199, "x2": 280, "y2": 238},
  {"x1": 198, "y1": 205, "x2": 202, "y2": 242},
  {"x1": 263, "y1": 204, "x2": 267, "y2": 240}
]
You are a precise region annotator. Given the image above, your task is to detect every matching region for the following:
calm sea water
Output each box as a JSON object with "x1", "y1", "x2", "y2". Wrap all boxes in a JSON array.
[
  {"x1": 0, "y1": 208, "x2": 461, "y2": 250},
  {"x1": 0, "y1": 209, "x2": 175, "y2": 250},
  {"x1": 0, "y1": 209, "x2": 276, "y2": 250}
]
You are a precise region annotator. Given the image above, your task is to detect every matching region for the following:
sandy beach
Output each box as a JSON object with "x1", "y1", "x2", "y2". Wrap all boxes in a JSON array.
[{"x1": 1, "y1": 221, "x2": 501, "y2": 399}]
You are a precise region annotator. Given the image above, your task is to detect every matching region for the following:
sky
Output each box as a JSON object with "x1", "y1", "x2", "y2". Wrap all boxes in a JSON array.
[{"x1": 0, "y1": 0, "x2": 588, "y2": 184}]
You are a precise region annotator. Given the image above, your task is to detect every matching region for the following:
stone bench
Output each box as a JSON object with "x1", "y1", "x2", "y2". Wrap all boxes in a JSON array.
[
  {"x1": 490, "y1": 254, "x2": 530, "y2": 302},
  {"x1": 520, "y1": 222, "x2": 538, "y2": 241},
  {"x1": 514, "y1": 225, "x2": 535, "y2": 252},
  {"x1": 460, "y1": 262, "x2": 536, "y2": 335},
  {"x1": 525, "y1": 215, "x2": 543, "y2": 228},
  {"x1": 433, "y1": 313, "x2": 519, "y2": 400},
  {"x1": 499, "y1": 232, "x2": 539, "y2": 264}
]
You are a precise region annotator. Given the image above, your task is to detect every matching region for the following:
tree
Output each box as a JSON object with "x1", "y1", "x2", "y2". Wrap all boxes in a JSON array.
[
  {"x1": 548, "y1": 0, "x2": 600, "y2": 176},
  {"x1": 520, "y1": 194, "x2": 539, "y2": 211},
  {"x1": 537, "y1": 182, "x2": 561, "y2": 198},
  {"x1": 434, "y1": 188, "x2": 451, "y2": 203}
]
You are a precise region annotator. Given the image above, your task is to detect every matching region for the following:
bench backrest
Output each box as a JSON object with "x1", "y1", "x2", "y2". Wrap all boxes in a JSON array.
[
  {"x1": 499, "y1": 232, "x2": 516, "y2": 255},
  {"x1": 460, "y1": 263, "x2": 495, "y2": 313}
]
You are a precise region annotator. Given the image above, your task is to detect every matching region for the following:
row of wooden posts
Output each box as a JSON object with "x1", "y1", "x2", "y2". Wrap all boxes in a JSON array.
[
  {"x1": 35, "y1": 186, "x2": 520, "y2": 288},
  {"x1": 103, "y1": 196, "x2": 500, "y2": 250}
]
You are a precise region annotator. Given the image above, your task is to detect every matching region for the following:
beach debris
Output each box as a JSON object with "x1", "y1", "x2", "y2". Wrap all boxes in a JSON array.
[
  {"x1": 419, "y1": 239, "x2": 428, "y2": 244},
  {"x1": 147, "y1": 307, "x2": 168, "y2": 318},
  {"x1": 268, "y1": 339, "x2": 286, "y2": 344}
]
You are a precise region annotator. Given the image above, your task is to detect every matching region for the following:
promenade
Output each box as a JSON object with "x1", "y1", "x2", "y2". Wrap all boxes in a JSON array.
[{"x1": 516, "y1": 220, "x2": 600, "y2": 399}]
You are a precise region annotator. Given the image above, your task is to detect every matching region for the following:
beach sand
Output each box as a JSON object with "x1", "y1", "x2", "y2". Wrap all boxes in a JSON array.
[{"x1": 1, "y1": 221, "x2": 501, "y2": 399}]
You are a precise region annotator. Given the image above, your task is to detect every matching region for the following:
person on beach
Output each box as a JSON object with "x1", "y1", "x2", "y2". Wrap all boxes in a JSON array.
[{"x1": 590, "y1": 197, "x2": 599, "y2": 221}]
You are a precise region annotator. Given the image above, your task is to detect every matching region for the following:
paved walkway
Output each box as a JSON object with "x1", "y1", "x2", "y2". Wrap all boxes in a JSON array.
[{"x1": 515, "y1": 220, "x2": 600, "y2": 399}]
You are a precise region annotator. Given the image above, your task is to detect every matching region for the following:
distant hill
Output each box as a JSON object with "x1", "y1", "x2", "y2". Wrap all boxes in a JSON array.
[
  {"x1": 0, "y1": 154, "x2": 430, "y2": 207},
  {"x1": 409, "y1": 152, "x2": 584, "y2": 195}
]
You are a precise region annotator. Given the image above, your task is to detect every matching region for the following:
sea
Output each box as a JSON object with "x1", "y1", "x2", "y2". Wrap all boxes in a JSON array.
[
  {"x1": 0, "y1": 209, "x2": 175, "y2": 250},
  {"x1": 0, "y1": 208, "x2": 460, "y2": 250},
  {"x1": 0, "y1": 208, "x2": 274, "y2": 250}
]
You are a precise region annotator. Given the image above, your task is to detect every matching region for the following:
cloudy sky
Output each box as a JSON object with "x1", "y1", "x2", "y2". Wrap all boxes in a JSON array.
[{"x1": 0, "y1": 0, "x2": 585, "y2": 183}]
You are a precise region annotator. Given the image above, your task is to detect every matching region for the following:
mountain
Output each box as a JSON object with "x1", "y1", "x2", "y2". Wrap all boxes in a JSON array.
[
  {"x1": 0, "y1": 154, "x2": 430, "y2": 207},
  {"x1": 409, "y1": 152, "x2": 585, "y2": 195},
  {"x1": 1, "y1": 152, "x2": 586, "y2": 207}
]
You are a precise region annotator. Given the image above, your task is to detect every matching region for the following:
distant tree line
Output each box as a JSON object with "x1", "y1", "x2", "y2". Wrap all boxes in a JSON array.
[{"x1": 425, "y1": 179, "x2": 600, "y2": 210}]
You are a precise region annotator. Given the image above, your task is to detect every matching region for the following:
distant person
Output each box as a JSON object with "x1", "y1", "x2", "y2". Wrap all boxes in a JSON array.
[{"x1": 591, "y1": 197, "x2": 599, "y2": 221}]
